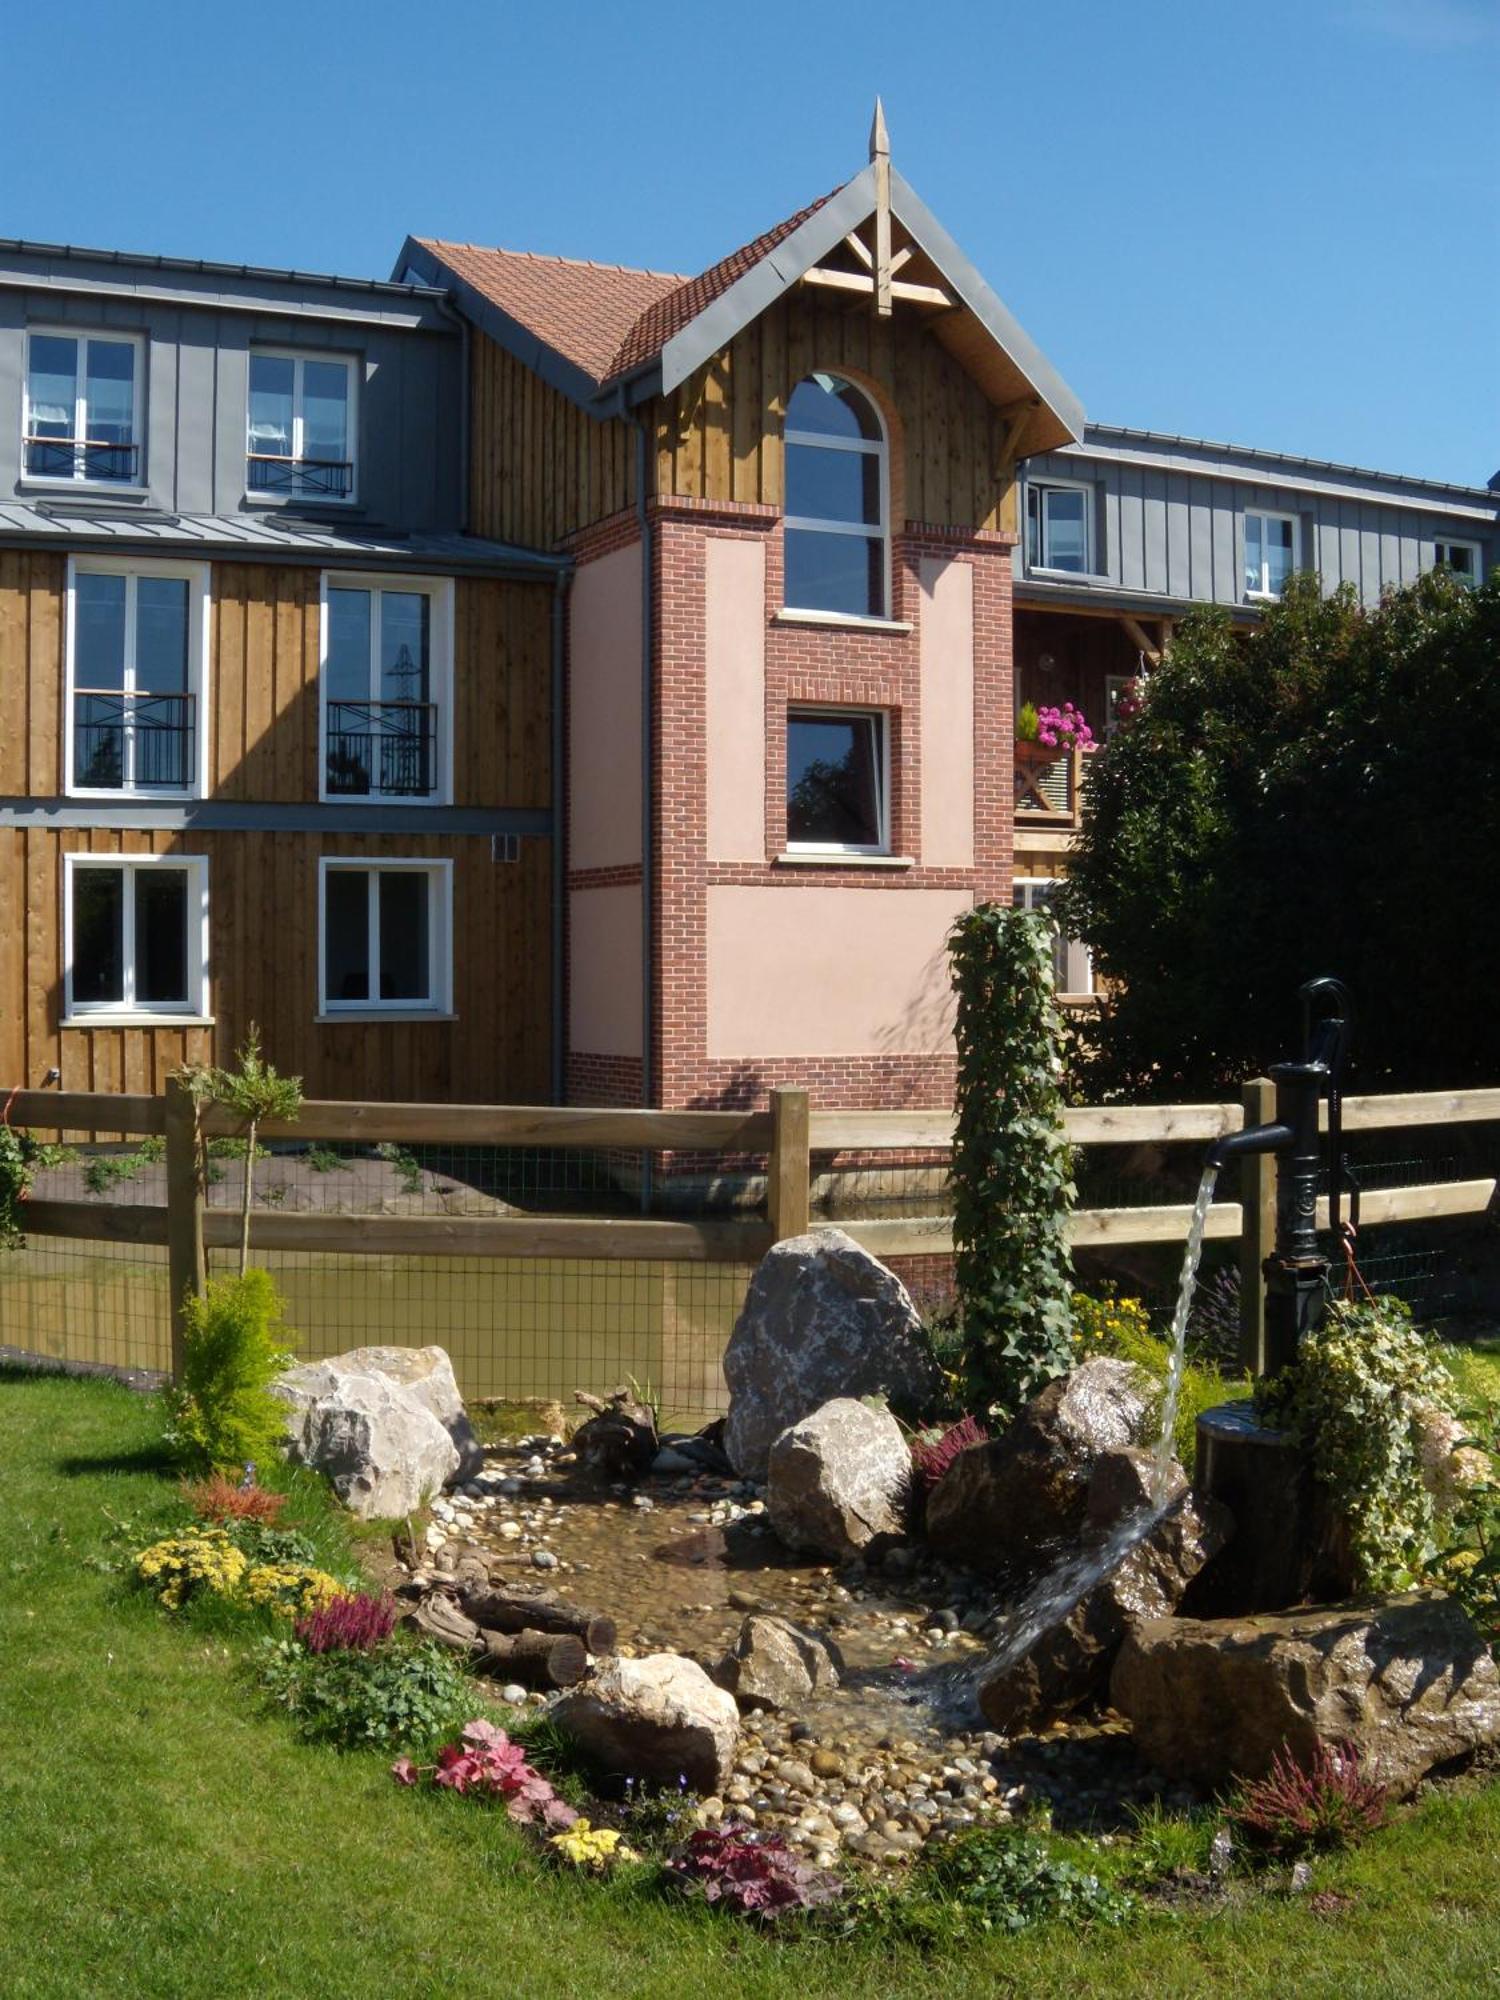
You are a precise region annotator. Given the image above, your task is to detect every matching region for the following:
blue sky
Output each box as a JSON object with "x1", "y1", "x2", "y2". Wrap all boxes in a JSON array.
[{"x1": 5, "y1": 0, "x2": 1495, "y2": 485}]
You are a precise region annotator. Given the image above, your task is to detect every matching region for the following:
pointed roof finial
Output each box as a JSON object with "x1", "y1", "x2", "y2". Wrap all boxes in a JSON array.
[{"x1": 869, "y1": 97, "x2": 889, "y2": 163}]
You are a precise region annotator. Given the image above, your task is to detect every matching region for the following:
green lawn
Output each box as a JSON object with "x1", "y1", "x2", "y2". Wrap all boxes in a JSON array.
[{"x1": 5, "y1": 1369, "x2": 1500, "y2": 1999}]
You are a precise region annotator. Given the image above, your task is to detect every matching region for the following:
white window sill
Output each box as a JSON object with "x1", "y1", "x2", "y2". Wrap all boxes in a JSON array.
[
  {"x1": 773, "y1": 608, "x2": 912, "y2": 635},
  {"x1": 774, "y1": 851, "x2": 914, "y2": 869},
  {"x1": 66, "y1": 788, "x2": 202, "y2": 803},
  {"x1": 1244, "y1": 590, "x2": 1283, "y2": 603},
  {"x1": 316, "y1": 792, "x2": 446, "y2": 808},
  {"x1": 315, "y1": 1011, "x2": 457, "y2": 1025},
  {"x1": 64, "y1": 1014, "x2": 214, "y2": 1029},
  {"x1": 1028, "y1": 565, "x2": 1107, "y2": 584}
]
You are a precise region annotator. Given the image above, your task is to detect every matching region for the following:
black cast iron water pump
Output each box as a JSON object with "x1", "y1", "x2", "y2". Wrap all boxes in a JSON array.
[{"x1": 1206, "y1": 976, "x2": 1358, "y2": 1377}]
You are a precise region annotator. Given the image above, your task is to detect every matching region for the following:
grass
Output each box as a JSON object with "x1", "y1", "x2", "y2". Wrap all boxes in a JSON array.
[{"x1": 6, "y1": 1369, "x2": 1500, "y2": 1999}]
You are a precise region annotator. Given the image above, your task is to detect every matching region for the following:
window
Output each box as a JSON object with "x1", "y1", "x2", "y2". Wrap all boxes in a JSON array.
[
  {"x1": 1244, "y1": 511, "x2": 1299, "y2": 598},
  {"x1": 1026, "y1": 480, "x2": 1092, "y2": 574},
  {"x1": 783, "y1": 373, "x2": 888, "y2": 618},
  {"x1": 66, "y1": 558, "x2": 208, "y2": 797},
  {"x1": 320, "y1": 576, "x2": 451, "y2": 801},
  {"x1": 1432, "y1": 540, "x2": 1482, "y2": 586},
  {"x1": 318, "y1": 860, "x2": 453, "y2": 1016},
  {"x1": 247, "y1": 349, "x2": 356, "y2": 500},
  {"x1": 64, "y1": 855, "x2": 209, "y2": 1022},
  {"x1": 1013, "y1": 879, "x2": 1093, "y2": 996},
  {"x1": 786, "y1": 709, "x2": 888, "y2": 854},
  {"x1": 23, "y1": 329, "x2": 141, "y2": 483}
]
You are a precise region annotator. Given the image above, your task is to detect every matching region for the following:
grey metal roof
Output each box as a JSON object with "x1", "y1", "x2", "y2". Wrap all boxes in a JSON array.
[
  {"x1": 1077, "y1": 423, "x2": 1497, "y2": 507},
  {"x1": 0, "y1": 235, "x2": 444, "y2": 302},
  {"x1": 0, "y1": 503, "x2": 566, "y2": 575}
]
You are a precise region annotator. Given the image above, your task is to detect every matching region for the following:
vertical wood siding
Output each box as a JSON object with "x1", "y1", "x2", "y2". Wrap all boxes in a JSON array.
[{"x1": 468, "y1": 334, "x2": 636, "y2": 548}]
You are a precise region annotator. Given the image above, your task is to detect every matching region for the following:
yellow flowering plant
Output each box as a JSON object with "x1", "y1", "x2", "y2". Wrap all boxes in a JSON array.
[
  {"x1": 242, "y1": 1563, "x2": 348, "y2": 1619},
  {"x1": 135, "y1": 1529, "x2": 248, "y2": 1610},
  {"x1": 548, "y1": 1819, "x2": 636, "y2": 1870}
]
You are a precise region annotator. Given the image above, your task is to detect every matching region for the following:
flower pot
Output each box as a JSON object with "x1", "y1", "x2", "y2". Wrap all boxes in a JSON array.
[{"x1": 1014, "y1": 739, "x2": 1066, "y2": 774}]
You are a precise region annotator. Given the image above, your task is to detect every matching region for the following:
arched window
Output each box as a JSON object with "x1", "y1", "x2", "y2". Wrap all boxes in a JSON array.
[{"x1": 783, "y1": 373, "x2": 888, "y2": 618}]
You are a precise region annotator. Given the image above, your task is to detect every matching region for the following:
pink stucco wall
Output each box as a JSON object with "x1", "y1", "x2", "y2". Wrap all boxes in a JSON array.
[
  {"x1": 704, "y1": 884, "x2": 970, "y2": 1058},
  {"x1": 568, "y1": 884, "x2": 642, "y2": 1058},
  {"x1": 919, "y1": 554, "x2": 975, "y2": 868},
  {"x1": 705, "y1": 536, "x2": 767, "y2": 861},
  {"x1": 568, "y1": 541, "x2": 641, "y2": 871}
]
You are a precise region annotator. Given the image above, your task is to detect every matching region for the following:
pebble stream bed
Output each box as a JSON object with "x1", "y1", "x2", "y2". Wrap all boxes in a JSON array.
[{"x1": 396, "y1": 1435, "x2": 1195, "y2": 1871}]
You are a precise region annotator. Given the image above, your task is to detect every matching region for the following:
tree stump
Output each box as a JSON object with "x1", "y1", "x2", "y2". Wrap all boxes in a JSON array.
[
  {"x1": 477, "y1": 1628, "x2": 589, "y2": 1688},
  {"x1": 571, "y1": 1386, "x2": 658, "y2": 1483}
]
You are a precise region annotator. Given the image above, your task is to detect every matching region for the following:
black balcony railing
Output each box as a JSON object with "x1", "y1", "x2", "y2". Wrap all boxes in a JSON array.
[
  {"x1": 25, "y1": 436, "x2": 139, "y2": 482},
  {"x1": 73, "y1": 691, "x2": 194, "y2": 791},
  {"x1": 325, "y1": 701, "x2": 437, "y2": 798},
  {"x1": 247, "y1": 453, "x2": 354, "y2": 499}
]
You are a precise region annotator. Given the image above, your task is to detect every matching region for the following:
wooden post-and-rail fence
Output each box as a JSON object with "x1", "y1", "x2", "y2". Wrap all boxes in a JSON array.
[{"x1": 4, "y1": 1079, "x2": 1496, "y2": 1385}]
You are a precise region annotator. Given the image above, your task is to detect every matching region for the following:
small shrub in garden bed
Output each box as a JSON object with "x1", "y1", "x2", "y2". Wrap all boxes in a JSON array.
[
  {"x1": 295, "y1": 1592, "x2": 396, "y2": 1653},
  {"x1": 1229, "y1": 1741, "x2": 1388, "y2": 1856},
  {"x1": 548, "y1": 1820, "x2": 635, "y2": 1871},
  {"x1": 256, "y1": 1635, "x2": 471, "y2": 1750},
  {"x1": 916, "y1": 1825, "x2": 1136, "y2": 1933},
  {"x1": 135, "y1": 1529, "x2": 247, "y2": 1610},
  {"x1": 393, "y1": 1719, "x2": 576, "y2": 1832},
  {"x1": 910, "y1": 1415, "x2": 989, "y2": 1493},
  {"x1": 181, "y1": 1473, "x2": 287, "y2": 1526},
  {"x1": 242, "y1": 1562, "x2": 347, "y2": 1619},
  {"x1": 222, "y1": 1521, "x2": 322, "y2": 1568},
  {"x1": 664, "y1": 1825, "x2": 841, "y2": 1921},
  {"x1": 161, "y1": 1268, "x2": 293, "y2": 1474}
]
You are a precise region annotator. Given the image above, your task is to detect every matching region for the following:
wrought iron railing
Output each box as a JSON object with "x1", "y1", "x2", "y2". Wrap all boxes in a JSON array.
[
  {"x1": 25, "y1": 436, "x2": 139, "y2": 482},
  {"x1": 246, "y1": 453, "x2": 354, "y2": 498},
  {"x1": 325, "y1": 701, "x2": 437, "y2": 797},
  {"x1": 73, "y1": 691, "x2": 195, "y2": 791}
]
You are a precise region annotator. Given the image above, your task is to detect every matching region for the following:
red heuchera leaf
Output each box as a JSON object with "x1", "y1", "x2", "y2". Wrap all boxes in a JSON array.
[
  {"x1": 397, "y1": 1720, "x2": 576, "y2": 1830},
  {"x1": 666, "y1": 1824, "x2": 841, "y2": 1920},
  {"x1": 390, "y1": 1757, "x2": 419, "y2": 1786}
]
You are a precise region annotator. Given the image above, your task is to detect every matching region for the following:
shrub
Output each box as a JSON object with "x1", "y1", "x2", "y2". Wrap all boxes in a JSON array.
[
  {"x1": 1072, "y1": 1288, "x2": 1244, "y2": 1465},
  {"x1": 255, "y1": 1635, "x2": 471, "y2": 1749},
  {"x1": 910, "y1": 1415, "x2": 989, "y2": 1493},
  {"x1": 223, "y1": 1521, "x2": 320, "y2": 1567},
  {"x1": 665, "y1": 1824, "x2": 842, "y2": 1921},
  {"x1": 295, "y1": 1591, "x2": 397, "y2": 1654},
  {"x1": 918, "y1": 1825, "x2": 1135, "y2": 1932},
  {"x1": 0, "y1": 1124, "x2": 35, "y2": 1250},
  {"x1": 242, "y1": 1563, "x2": 347, "y2": 1619},
  {"x1": 1229, "y1": 1741, "x2": 1388, "y2": 1855},
  {"x1": 393, "y1": 1718, "x2": 577, "y2": 1831},
  {"x1": 161, "y1": 1268, "x2": 294, "y2": 1474},
  {"x1": 548, "y1": 1820, "x2": 633, "y2": 1870},
  {"x1": 1259, "y1": 1296, "x2": 1454, "y2": 1589},
  {"x1": 181, "y1": 1473, "x2": 287, "y2": 1526},
  {"x1": 1423, "y1": 1402, "x2": 1500, "y2": 1651},
  {"x1": 135, "y1": 1529, "x2": 247, "y2": 1610},
  {"x1": 949, "y1": 905, "x2": 1076, "y2": 1416}
]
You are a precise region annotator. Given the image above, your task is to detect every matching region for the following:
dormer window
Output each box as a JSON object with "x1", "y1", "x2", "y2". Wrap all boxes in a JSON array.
[
  {"x1": 1432, "y1": 540, "x2": 1481, "y2": 586},
  {"x1": 247, "y1": 349, "x2": 356, "y2": 501},
  {"x1": 24, "y1": 329, "x2": 142, "y2": 484},
  {"x1": 1026, "y1": 479, "x2": 1092, "y2": 574},
  {"x1": 783, "y1": 373, "x2": 888, "y2": 619}
]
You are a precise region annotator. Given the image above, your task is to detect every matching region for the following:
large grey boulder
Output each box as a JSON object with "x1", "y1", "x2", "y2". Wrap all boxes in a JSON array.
[
  {"x1": 723, "y1": 1230, "x2": 936, "y2": 1480},
  {"x1": 765, "y1": 1397, "x2": 910, "y2": 1559},
  {"x1": 976, "y1": 1473, "x2": 1232, "y2": 1732},
  {"x1": 925, "y1": 1359, "x2": 1153, "y2": 1572},
  {"x1": 712, "y1": 1614, "x2": 843, "y2": 1712},
  {"x1": 1111, "y1": 1592, "x2": 1500, "y2": 1795},
  {"x1": 277, "y1": 1369, "x2": 459, "y2": 1519},
  {"x1": 552, "y1": 1653, "x2": 740, "y2": 1794},
  {"x1": 278, "y1": 1344, "x2": 482, "y2": 1481}
]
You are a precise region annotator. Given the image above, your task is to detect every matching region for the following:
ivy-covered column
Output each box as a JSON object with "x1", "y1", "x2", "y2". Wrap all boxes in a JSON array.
[{"x1": 948, "y1": 904, "x2": 1076, "y2": 1416}]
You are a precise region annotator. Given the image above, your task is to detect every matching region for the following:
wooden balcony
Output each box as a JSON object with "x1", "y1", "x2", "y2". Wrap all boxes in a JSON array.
[{"x1": 1014, "y1": 740, "x2": 1095, "y2": 831}]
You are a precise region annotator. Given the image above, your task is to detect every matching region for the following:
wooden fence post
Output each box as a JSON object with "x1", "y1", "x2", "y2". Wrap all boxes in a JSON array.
[
  {"x1": 164, "y1": 1074, "x2": 205, "y2": 1384},
  {"x1": 768, "y1": 1087, "x2": 811, "y2": 1241},
  {"x1": 1238, "y1": 1076, "x2": 1276, "y2": 1378}
]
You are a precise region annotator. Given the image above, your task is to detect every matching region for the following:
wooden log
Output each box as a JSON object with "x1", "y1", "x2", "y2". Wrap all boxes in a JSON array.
[
  {"x1": 477, "y1": 1628, "x2": 588, "y2": 1689},
  {"x1": 460, "y1": 1587, "x2": 616, "y2": 1657},
  {"x1": 412, "y1": 1593, "x2": 481, "y2": 1652}
]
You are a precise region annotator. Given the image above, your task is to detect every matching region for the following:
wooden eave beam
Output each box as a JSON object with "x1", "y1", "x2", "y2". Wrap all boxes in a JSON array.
[
  {"x1": 802, "y1": 265, "x2": 955, "y2": 309},
  {"x1": 1120, "y1": 614, "x2": 1162, "y2": 665},
  {"x1": 997, "y1": 398, "x2": 1041, "y2": 471}
]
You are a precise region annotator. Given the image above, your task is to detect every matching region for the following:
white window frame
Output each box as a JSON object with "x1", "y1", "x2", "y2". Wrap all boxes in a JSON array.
[
  {"x1": 317, "y1": 574, "x2": 453, "y2": 805},
  {"x1": 64, "y1": 555, "x2": 212, "y2": 801},
  {"x1": 783, "y1": 376, "x2": 891, "y2": 622},
  {"x1": 22, "y1": 326, "x2": 145, "y2": 489},
  {"x1": 785, "y1": 706, "x2": 891, "y2": 857},
  {"x1": 317, "y1": 857, "x2": 454, "y2": 1019},
  {"x1": 62, "y1": 852, "x2": 211, "y2": 1025},
  {"x1": 1026, "y1": 476, "x2": 1095, "y2": 577},
  {"x1": 1014, "y1": 877, "x2": 1094, "y2": 997},
  {"x1": 246, "y1": 346, "x2": 360, "y2": 506},
  {"x1": 1243, "y1": 509, "x2": 1301, "y2": 600},
  {"x1": 1432, "y1": 539, "x2": 1482, "y2": 586}
]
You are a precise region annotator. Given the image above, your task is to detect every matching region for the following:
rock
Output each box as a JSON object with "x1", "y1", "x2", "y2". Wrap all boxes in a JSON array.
[
  {"x1": 723, "y1": 1230, "x2": 936, "y2": 1480},
  {"x1": 1111, "y1": 1592, "x2": 1500, "y2": 1795},
  {"x1": 1087, "y1": 1445, "x2": 1187, "y2": 1528},
  {"x1": 976, "y1": 1487, "x2": 1232, "y2": 1732},
  {"x1": 277, "y1": 1344, "x2": 482, "y2": 1483},
  {"x1": 712, "y1": 1614, "x2": 844, "y2": 1711},
  {"x1": 765, "y1": 1398, "x2": 910, "y2": 1559},
  {"x1": 925, "y1": 1360, "x2": 1154, "y2": 1571},
  {"x1": 276, "y1": 1368, "x2": 459, "y2": 1519},
  {"x1": 552, "y1": 1652, "x2": 740, "y2": 1794},
  {"x1": 572, "y1": 1387, "x2": 658, "y2": 1483}
]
